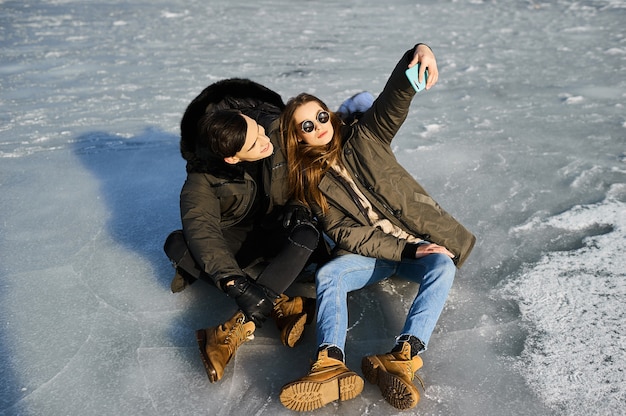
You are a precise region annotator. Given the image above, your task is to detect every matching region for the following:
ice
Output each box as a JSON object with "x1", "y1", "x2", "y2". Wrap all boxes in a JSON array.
[
  {"x1": 1, "y1": 0, "x2": 625, "y2": 415},
  {"x1": 502, "y1": 184, "x2": 626, "y2": 414}
]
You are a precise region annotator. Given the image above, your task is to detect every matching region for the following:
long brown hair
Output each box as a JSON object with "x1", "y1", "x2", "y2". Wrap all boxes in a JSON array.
[{"x1": 279, "y1": 93, "x2": 344, "y2": 213}]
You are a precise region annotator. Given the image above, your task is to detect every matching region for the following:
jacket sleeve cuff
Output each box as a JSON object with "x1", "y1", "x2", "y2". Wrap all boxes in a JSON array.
[
  {"x1": 401, "y1": 241, "x2": 430, "y2": 258},
  {"x1": 402, "y1": 243, "x2": 419, "y2": 259}
]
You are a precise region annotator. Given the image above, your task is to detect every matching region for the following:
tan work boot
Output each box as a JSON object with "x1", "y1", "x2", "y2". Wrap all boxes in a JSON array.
[
  {"x1": 271, "y1": 294, "x2": 315, "y2": 347},
  {"x1": 195, "y1": 310, "x2": 255, "y2": 383},
  {"x1": 279, "y1": 349, "x2": 364, "y2": 411},
  {"x1": 361, "y1": 342, "x2": 425, "y2": 410}
]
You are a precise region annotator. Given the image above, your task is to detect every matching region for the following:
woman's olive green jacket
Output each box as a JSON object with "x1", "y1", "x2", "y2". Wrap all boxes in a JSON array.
[{"x1": 314, "y1": 47, "x2": 476, "y2": 268}]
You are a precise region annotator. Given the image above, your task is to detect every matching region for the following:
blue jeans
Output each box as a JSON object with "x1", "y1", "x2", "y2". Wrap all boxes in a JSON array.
[{"x1": 315, "y1": 253, "x2": 456, "y2": 353}]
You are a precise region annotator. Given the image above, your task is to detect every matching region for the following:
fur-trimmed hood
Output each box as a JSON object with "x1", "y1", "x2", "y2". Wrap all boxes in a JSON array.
[{"x1": 180, "y1": 78, "x2": 285, "y2": 175}]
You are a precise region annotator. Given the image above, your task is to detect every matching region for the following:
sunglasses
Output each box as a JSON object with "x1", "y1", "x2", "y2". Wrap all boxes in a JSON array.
[{"x1": 300, "y1": 110, "x2": 330, "y2": 133}]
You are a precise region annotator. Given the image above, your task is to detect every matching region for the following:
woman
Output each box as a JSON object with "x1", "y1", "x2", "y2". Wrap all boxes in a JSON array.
[{"x1": 277, "y1": 44, "x2": 476, "y2": 411}]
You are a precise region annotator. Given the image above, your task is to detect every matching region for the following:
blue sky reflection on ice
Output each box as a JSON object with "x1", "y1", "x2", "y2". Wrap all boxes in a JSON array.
[{"x1": 1, "y1": 0, "x2": 625, "y2": 415}]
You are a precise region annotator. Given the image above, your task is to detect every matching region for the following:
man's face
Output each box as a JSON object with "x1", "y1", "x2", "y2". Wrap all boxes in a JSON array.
[{"x1": 224, "y1": 114, "x2": 274, "y2": 164}]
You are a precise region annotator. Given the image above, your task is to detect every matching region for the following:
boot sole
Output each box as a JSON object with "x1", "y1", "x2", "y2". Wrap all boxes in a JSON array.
[
  {"x1": 361, "y1": 356, "x2": 419, "y2": 410},
  {"x1": 195, "y1": 329, "x2": 219, "y2": 383},
  {"x1": 279, "y1": 372, "x2": 364, "y2": 411},
  {"x1": 283, "y1": 313, "x2": 307, "y2": 348}
]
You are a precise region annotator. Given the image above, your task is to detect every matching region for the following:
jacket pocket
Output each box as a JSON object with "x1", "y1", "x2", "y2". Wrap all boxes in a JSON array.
[
  {"x1": 413, "y1": 192, "x2": 440, "y2": 210},
  {"x1": 215, "y1": 184, "x2": 252, "y2": 221}
]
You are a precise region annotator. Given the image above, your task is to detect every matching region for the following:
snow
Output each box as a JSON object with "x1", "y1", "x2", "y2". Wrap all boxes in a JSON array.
[{"x1": 1, "y1": 0, "x2": 624, "y2": 415}]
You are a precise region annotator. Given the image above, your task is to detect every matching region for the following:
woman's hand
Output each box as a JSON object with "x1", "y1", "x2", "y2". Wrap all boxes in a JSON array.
[
  {"x1": 415, "y1": 243, "x2": 454, "y2": 259},
  {"x1": 408, "y1": 44, "x2": 439, "y2": 89}
]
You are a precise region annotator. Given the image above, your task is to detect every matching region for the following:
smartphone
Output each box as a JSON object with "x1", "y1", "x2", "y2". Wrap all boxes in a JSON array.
[{"x1": 405, "y1": 63, "x2": 428, "y2": 93}]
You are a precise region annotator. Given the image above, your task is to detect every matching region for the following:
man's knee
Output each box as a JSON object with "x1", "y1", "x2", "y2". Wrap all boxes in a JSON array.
[{"x1": 289, "y1": 223, "x2": 319, "y2": 251}]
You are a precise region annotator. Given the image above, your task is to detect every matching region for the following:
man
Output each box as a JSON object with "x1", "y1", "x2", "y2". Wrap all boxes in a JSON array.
[{"x1": 164, "y1": 79, "x2": 325, "y2": 383}]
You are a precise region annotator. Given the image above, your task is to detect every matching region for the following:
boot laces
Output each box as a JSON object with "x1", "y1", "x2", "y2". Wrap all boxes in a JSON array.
[
  {"x1": 273, "y1": 307, "x2": 285, "y2": 319},
  {"x1": 309, "y1": 352, "x2": 344, "y2": 375},
  {"x1": 309, "y1": 358, "x2": 335, "y2": 375},
  {"x1": 224, "y1": 316, "x2": 252, "y2": 353},
  {"x1": 310, "y1": 355, "x2": 332, "y2": 372},
  {"x1": 310, "y1": 359, "x2": 322, "y2": 372},
  {"x1": 271, "y1": 295, "x2": 285, "y2": 318},
  {"x1": 272, "y1": 296, "x2": 294, "y2": 319},
  {"x1": 414, "y1": 372, "x2": 426, "y2": 391},
  {"x1": 405, "y1": 362, "x2": 426, "y2": 391},
  {"x1": 391, "y1": 357, "x2": 426, "y2": 391}
]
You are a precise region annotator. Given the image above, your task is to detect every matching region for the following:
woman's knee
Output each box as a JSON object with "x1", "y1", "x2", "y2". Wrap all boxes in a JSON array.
[
  {"x1": 429, "y1": 254, "x2": 457, "y2": 280},
  {"x1": 315, "y1": 255, "x2": 358, "y2": 287},
  {"x1": 315, "y1": 261, "x2": 337, "y2": 287}
]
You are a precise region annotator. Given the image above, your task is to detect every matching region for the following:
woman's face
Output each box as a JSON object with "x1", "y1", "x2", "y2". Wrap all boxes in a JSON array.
[{"x1": 293, "y1": 101, "x2": 334, "y2": 147}]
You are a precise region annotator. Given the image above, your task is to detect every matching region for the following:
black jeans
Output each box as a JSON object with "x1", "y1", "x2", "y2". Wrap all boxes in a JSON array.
[
  {"x1": 254, "y1": 222, "x2": 319, "y2": 294},
  {"x1": 164, "y1": 221, "x2": 323, "y2": 295}
]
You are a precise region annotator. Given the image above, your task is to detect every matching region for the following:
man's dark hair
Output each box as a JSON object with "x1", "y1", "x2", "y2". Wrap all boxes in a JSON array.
[
  {"x1": 197, "y1": 109, "x2": 247, "y2": 159},
  {"x1": 180, "y1": 78, "x2": 284, "y2": 174}
]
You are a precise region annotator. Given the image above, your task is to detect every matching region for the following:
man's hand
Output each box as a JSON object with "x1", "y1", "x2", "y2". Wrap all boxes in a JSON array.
[{"x1": 223, "y1": 276, "x2": 274, "y2": 327}]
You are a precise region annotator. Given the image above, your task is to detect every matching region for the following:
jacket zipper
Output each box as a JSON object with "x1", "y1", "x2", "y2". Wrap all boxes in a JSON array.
[
  {"x1": 352, "y1": 171, "x2": 431, "y2": 241},
  {"x1": 329, "y1": 170, "x2": 374, "y2": 226}
]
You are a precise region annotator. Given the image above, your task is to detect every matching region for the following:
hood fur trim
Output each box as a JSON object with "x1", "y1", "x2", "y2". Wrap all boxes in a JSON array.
[{"x1": 180, "y1": 78, "x2": 285, "y2": 175}]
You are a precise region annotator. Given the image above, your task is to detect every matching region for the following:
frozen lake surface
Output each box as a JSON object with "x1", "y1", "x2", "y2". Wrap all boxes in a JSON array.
[{"x1": 1, "y1": 0, "x2": 624, "y2": 415}]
